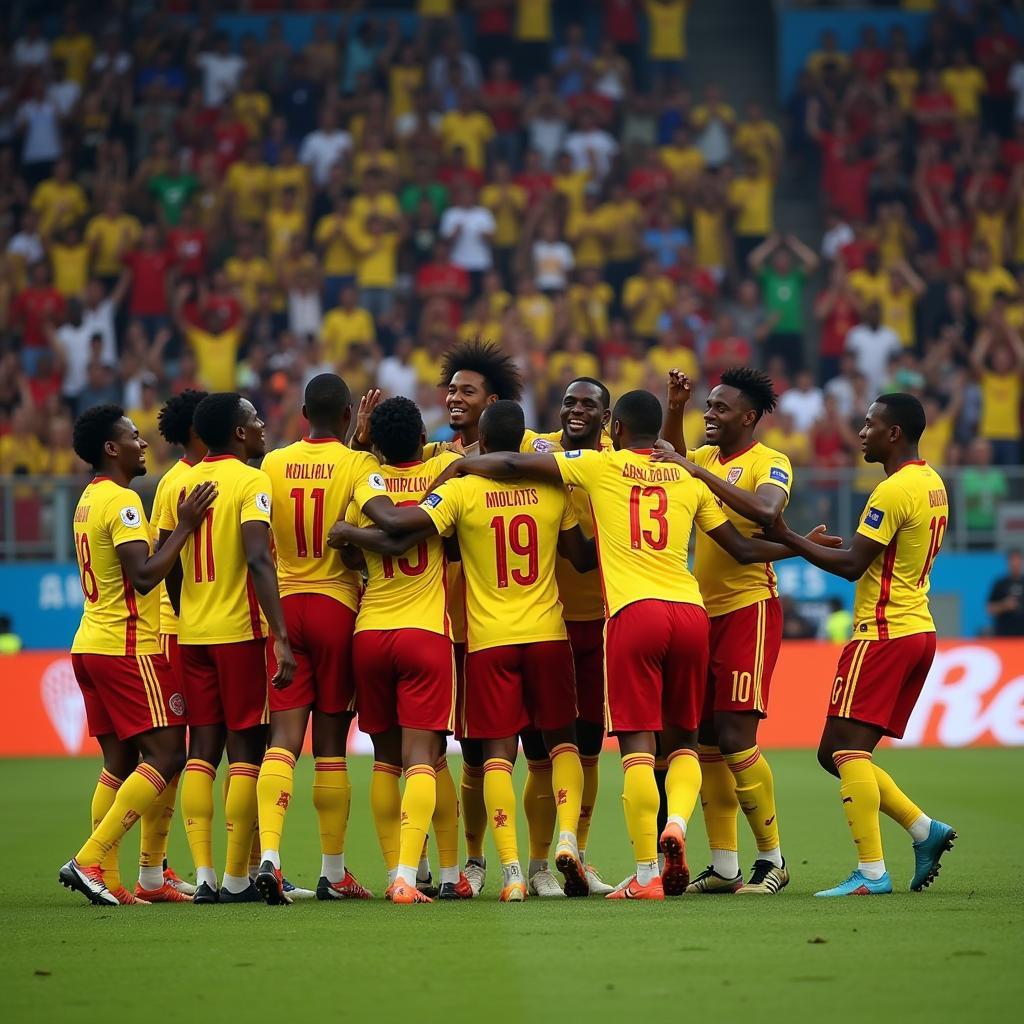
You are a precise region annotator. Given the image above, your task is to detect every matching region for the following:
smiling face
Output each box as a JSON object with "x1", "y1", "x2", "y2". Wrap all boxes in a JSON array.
[
  {"x1": 239, "y1": 399, "x2": 267, "y2": 459},
  {"x1": 446, "y1": 370, "x2": 494, "y2": 434},
  {"x1": 111, "y1": 416, "x2": 148, "y2": 479},
  {"x1": 560, "y1": 380, "x2": 608, "y2": 446},
  {"x1": 704, "y1": 384, "x2": 755, "y2": 449}
]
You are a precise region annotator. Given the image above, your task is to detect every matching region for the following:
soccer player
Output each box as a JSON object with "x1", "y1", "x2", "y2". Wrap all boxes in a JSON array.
[
  {"x1": 252, "y1": 373, "x2": 398, "y2": 904},
  {"x1": 660, "y1": 368, "x2": 794, "y2": 895},
  {"x1": 520, "y1": 378, "x2": 615, "y2": 897},
  {"x1": 334, "y1": 401, "x2": 596, "y2": 901},
  {"x1": 758, "y1": 394, "x2": 956, "y2": 896},
  {"x1": 164, "y1": 392, "x2": 297, "y2": 904},
  {"x1": 59, "y1": 405, "x2": 216, "y2": 906},
  {"x1": 337, "y1": 396, "x2": 469, "y2": 904},
  {"x1": 422, "y1": 390, "x2": 803, "y2": 900}
]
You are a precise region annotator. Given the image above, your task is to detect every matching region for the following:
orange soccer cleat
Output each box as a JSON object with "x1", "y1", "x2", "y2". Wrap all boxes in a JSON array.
[
  {"x1": 386, "y1": 881, "x2": 433, "y2": 904},
  {"x1": 498, "y1": 881, "x2": 527, "y2": 902},
  {"x1": 134, "y1": 881, "x2": 192, "y2": 903},
  {"x1": 605, "y1": 875, "x2": 665, "y2": 901},
  {"x1": 659, "y1": 822, "x2": 690, "y2": 896},
  {"x1": 163, "y1": 864, "x2": 197, "y2": 896},
  {"x1": 316, "y1": 869, "x2": 374, "y2": 901},
  {"x1": 108, "y1": 885, "x2": 151, "y2": 905}
]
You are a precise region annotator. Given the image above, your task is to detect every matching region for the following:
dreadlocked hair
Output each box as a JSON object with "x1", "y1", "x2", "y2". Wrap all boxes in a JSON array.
[{"x1": 719, "y1": 367, "x2": 778, "y2": 422}]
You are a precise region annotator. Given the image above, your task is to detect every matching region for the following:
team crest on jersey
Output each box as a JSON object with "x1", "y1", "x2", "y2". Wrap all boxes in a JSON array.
[
  {"x1": 168, "y1": 693, "x2": 186, "y2": 717},
  {"x1": 532, "y1": 438, "x2": 555, "y2": 453},
  {"x1": 422, "y1": 493, "x2": 443, "y2": 508},
  {"x1": 368, "y1": 472, "x2": 387, "y2": 491},
  {"x1": 727, "y1": 467, "x2": 743, "y2": 485},
  {"x1": 564, "y1": 449, "x2": 583, "y2": 459},
  {"x1": 770, "y1": 466, "x2": 790, "y2": 485},
  {"x1": 255, "y1": 492, "x2": 271, "y2": 514},
  {"x1": 119, "y1": 506, "x2": 142, "y2": 527},
  {"x1": 864, "y1": 506, "x2": 884, "y2": 528}
]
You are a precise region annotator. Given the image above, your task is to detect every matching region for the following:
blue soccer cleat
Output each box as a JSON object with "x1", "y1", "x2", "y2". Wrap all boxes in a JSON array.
[
  {"x1": 815, "y1": 870, "x2": 893, "y2": 897},
  {"x1": 910, "y1": 820, "x2": 957, "y2": 892}
]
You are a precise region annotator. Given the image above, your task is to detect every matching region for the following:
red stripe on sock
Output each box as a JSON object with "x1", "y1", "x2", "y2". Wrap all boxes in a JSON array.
[
  {"x1": 667, "y1": 748, "x2": 698, "y2": 766},
  {"x1": 549, "y1": 743, "x2": 579, "y2": 759}
]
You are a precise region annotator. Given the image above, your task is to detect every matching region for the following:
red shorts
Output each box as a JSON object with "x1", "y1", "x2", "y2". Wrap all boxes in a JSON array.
[
  {"x1": 161, "y1": 634, "x2": 183, "y2": 688},
  {"x1": 828, "y1": 632, "x2": 936, "y2": 738},
  {"x1": 267, "y1": 594, "x2": 356, "y2": 715},
  {"x1": 353, "y1": 628, "x2": 456, "y2": 735},
  {"x1": 180, "y1": 638, "x2": 269, "y2": 731},
  {"x1": 704, "y1": 598, "x2": 783, "y2": 721},
  {"x1": 567, "y1": 619, "x2": 605, "y2": 726},
  {"x1": 463, "y1": 640, "x2": 576, "y2": 740},
  {"x1": 72, "y1": 651, "x2": 187, "y2": 742},
  {"x1": 604, "y1": 600, "x2": 709, "y2": 734}
]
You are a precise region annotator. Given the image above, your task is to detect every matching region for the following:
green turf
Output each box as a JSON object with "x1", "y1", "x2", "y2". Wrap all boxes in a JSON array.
[{"x1": 2, "y1": 750, "x2": 1022, "y2": 1022}]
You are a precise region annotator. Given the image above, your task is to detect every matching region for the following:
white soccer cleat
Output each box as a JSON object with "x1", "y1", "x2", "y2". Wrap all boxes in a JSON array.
[
  {"x1": 584, "y1": 863, "x2": 615, "y2": 896},
  {"x1": 528, "y1": 866, "x2": 566, "y2": 898},
  {"x1": 464, "y1": 857, "x2": 486, "y2": 896}
]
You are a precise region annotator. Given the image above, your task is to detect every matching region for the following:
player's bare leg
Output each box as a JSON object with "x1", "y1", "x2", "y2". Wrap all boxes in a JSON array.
[
  {"x1": 657, "y1": 725, "x2": 701, "y2": 896},
  {"x1": 482, "y1": 736, "x2": 526, "y2": 901},
  {"x1": 541, "y1": 723, "x2": 587, "y2": 897},
  {"x1": 181, "y1": 723, "x2": 225, "y2": 902}
]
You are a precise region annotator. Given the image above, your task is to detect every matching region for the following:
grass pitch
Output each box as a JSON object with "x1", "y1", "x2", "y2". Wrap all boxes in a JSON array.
[{"x1": 2, "y1": 750, "x2": 1022, "y2": 1023}]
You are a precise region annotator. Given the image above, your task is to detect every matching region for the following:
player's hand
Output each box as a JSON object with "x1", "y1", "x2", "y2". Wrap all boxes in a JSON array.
[
  {"x1": 806, "y1": 524, "x2": 843, "y2": 548},
  {"x1": 426, "y1": 460, "x2": 464, "y2": 492},
  {"x1": 666, "y1": 369, "x2": 692, "y2": 410},
  {"x1": 271, "y1": 638, "x2": 296, "y2": 689},
  {"x1": 650, "y1": 449, "x2": 698, "y2": 476},
  {"x1": 653, "y1": 437, "x2": 676, "y2": 453},
  {"x1": 354, "y1": 388, "x2": 382, "y2": 444},
  {"x1": 327, "y1": 520, "x2": 359, "y2": 550},
  {"x1": 177, "y1": 482, "x2": 217, "y2": 532}
]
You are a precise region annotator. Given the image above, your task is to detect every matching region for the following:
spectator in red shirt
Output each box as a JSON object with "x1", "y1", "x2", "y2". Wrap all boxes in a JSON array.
[
  {"x1": 603, "y1": 0, "x2": 641, "y2": 73},
  {"x1": 12, "y1": 262, "x2": 66, "y2": 374},
  {"x1": 852, "y1": 26, "x2": 887, "y2": 83},
  {"x1": 704, "y1": 312, "x2": 753, "y2": 386},
  {"x1": 167, "y1": 203, "x2": 209, "y2": 279},
  {"x1": 415, "y1": 239, "x2": 469, "y2": 328},
  {"x1": 473, "y1": 1, "x2": 514, "y2": 78},
  {"x1": 974, "y1": 11, "x2": 1018, "y2": 135},
  {"x1": 626, "y1": 144, "x2": 672, "y2": 211},
  {"x1": 213, "y1": 100, "x2": 250, "y2": 175},
  {"x1": 914, "y1": 69, "x2": 957, "y2": 143},
  {"x1": 437, "y1": 146, "x2": 484, "y2": 191},
  {"x1": 481, "y1": 57, "x2": 524, "y2": 167},
  {"x1": 814, "y1": 264, "x2": 861, "y2": 384},
  {"x1": 828, "y1": 143, "x2": 874, "y2": 224},
  {"x1": 515, "y1": 148, "x2": 554, "y2": 207},
  {"x1": 123, "y1": 223, "x2": 173, "y2": 333}
]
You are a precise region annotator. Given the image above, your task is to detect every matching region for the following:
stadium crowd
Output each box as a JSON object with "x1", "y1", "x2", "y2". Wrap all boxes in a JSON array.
[{"x1": 0, "y1": 0, "x2": 1021, "y2": 499}]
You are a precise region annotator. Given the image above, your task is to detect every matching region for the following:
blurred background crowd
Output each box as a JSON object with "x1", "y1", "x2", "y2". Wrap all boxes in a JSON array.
[{"x1": 0, "y1": 0, "x2": 1021, "y2": 545}]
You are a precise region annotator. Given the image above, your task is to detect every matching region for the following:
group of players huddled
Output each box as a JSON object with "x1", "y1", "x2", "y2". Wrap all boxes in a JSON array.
[{"x1": 59, "y1": 340, "x2": 957, "y2": 906}]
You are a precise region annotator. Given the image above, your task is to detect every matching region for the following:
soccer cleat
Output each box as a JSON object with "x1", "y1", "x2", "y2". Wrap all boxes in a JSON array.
[
  {"x1": 134, "y1": 881, "x2": 191, "y2": 903},
  {"x1": 528, "y1": 867, "x2": 565, "y2": 898},
  {"x1": 282, "y1": 877, "x2": 316, "y2": 900},
  {"x1": 387, "y1": 881, "x2": 433, "y2": 904},
  {"x1": 108, "y1": 885, "x2": 151, "y2": 905},
  {"x1": 910, "y1": 821, "x2": 956, "y2": 892},
  {"x1": 163, "y1": 864, "x2": 196, "y2": 896},
  {"x1": 554, "y1": 842, "x2": 589, "y2": 898},
  {"x1": 464, "y1": 857, "x2": 486, "y2": 896},
  {"x1": 59, "y1": 859, "x2": 119, "y2": 907},
  {"x1": 416, "y1": 872, "x2": 440, "y2": 899},
  {"x1": 254, "y1": 861, "x2": 293, "y2": 906},
  {"x1": 498, "y1": 881, "x2": 527, "y2": 902},
  {"x1": 192, "y1": 881, "x2": 219, "y2": 904},
  {"x1": 438, "y1": 872, "x2": 474, "y2": 900},
  {"x1": 605, "y1": 874, "x2": 665, "y2": 900},
  {"x1": 658, "y1": 822, "x2": 690, "y2": 895},
  {"x1": 686, "y1": 866, "x2": 744, "y2": 894},
  {"x1": 737, "y1": 859, "x2": 789, "y2": 895},
  {"x1": 315, "y1": 869, "x2": 374, "y2": 901},
  {"x1": 584, "y1": 863, "x2": 615, "y2": 896},
  {"x1": 815, "y1": 870, "x2": 893, "y2": 897},
  {"x1": 219, "y1": 883, "x2": 264, "y2": 903}
]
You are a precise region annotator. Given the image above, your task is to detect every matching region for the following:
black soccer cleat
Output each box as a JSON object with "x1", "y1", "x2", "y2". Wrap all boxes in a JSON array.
[
  {"x1": 193, "y1": 881, "x2": 220, "y2": 904},
  {"x1": 254, "y1": 861, "x2": 292, "y2": 905},
  {"x1": 59, "y1": 859, "x2": 118, "y2": 906},
  {"x1": 218, "y1": 883, "x2": 264, "y2": 903}
]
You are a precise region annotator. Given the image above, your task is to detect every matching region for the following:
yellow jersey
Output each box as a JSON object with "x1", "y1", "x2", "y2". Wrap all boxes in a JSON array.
[
  {"x1": 185, "y1": 325, "x2": 242, "y2": 392},
  {"x1": 728, "y1": 175, "x2": 774, "y2": 236},
  {"x1": 31, "y1": 180, "x2": 88, "y2": 236},
  {"x1": 322, "y1": 307, "x2": 376, "y2": 361},
  {"x1": 85, "y1": 214, "x2": 141, "y2": 277},
  {"x1": 265, "y1": 207, "x2": 307, "y2": 260},
  {"x1": 853, "y1": 461, "x2": 947, "y2": 640},
  {"x1": 623, "y1": 275, "x2": 675, "y2": 337},
  {"x1": 314, "y1": 213, "x2": 357, "y2": 276},
  {"x1": 224, "y1": 255, "x2": 273, "y2": 311},
  {"x1": 151, "y1": 457, "x2": 197, "y2": 636},
  {"x1": 523, "y1": 429, "x2": 612, "y2": 622},
  {"x1": 71, "y1": 477, "x2": 160, "y2": 656},
  {"x1": 421, "y1": 475, "x2": 576, "y2": 652},
  {"x1": 645, "y1": 0, "x2": 689, "y2": 60},
  {"x1": 688, "y1": 442, "x2": 793, "y2": 617},
  {"x1": 347, "y1": 451, "x2": 461, "y2": 635},
  {"x1": 226, "y1": 163, "x2": 271, "y2": 224},
  {"x1": 51, "y1": 241, "x2": 90, "y2": 297},
  {"x1": 965, "y1": 266, "x2": 1017, "y2": 317},
  {"x1": 979, "y1": 372, "x2": 1021, "y2": 441},
  {"x1": 554, "y1": 447, "x2": 727, "y2": 618},
  {"x1": 269, "y1": 163, "x2": 311, "y2": 210},
  {"x1": 439, "y1": 111, "x2": 494, "y2": 171},
  {"x1": 165, "y1": 455, "x2": 273, "y2": 645},
  {"x1": 568, "y1": 282, "x2": 613, "y2": 340}
]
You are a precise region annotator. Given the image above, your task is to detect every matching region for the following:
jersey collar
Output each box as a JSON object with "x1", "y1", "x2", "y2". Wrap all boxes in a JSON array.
[
  {"x1": 391, "y1": 460, "x2": 423, "y2": 468},
  {"x1": 180, "y1": 457, "x2": 195, "y2": 467},
  {"x1": 718, "y1": 441, "x2": 758, "y2": 464},
  {"x1": 91, "y1": 475, "x2": 113, "y2": 483},
  {"x1": 202, "y1": 453, "x2": 239, "y2": 463},
  {"x1": 629, "y1": 448, "x2": 655, "y2": 454},
  {"x1": 895, "y1": 459, "x2": 926, "y2": 472},
  {"x1": 303, "y1": 436, "x2": 341, "y2": 445}
]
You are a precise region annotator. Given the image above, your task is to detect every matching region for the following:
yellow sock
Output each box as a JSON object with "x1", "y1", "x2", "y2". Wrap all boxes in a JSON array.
[
  {"x1": 181, "y1": 759, "x2": 216, "y2": 872},
  {"x1": 248, "y1": 828, "x2": 260, "y2": 876},
  {"x1": 77, "y1": 764, "x2": 166, "y2": 865},
  {"x1": 698, "y1": 745, "x2": 738, "y2": 854},
  {"x1": 91, "y1": 769, "x2": 122, "y2": 888},
  {"x1": 371, "y1": 761, "x2": 402, "y2": 872},
  {"x1": 665, "y1": 748, "x2": 702, "y2": 825},
  {"x1": 578, "y1": 755, "x2": 600, "y2": 853},
  {"x1": 833, "y1": 750, "x2": 884, "y2": 865},
  {"x1": 523, "y1": 757, "x2": 555, "y2": 861},
  {"x1": 873, "y1": 763, "x2": 923, "y2": 830},
  {"x1": 483, "y1": 758, "x2": 519, "y2": 867},
  {"x1": 224, "y1": 762, "x2": 260, "y2": 880},
  {"x1": 461, "y1": 763, "x2": 486, "y2": 860},
  {"x1": 550, "y1": 743, "x2": 584, "y2": 840},
  {"x1": 724, "y1": 745, "x2": 781, "y2": 854},
  {"x1": 397, "y1": 765, "x2": 436, "y2": 884},
  {"x1": 139, "y1": 771, "x2": 178, "y2": 873},
  {"x1": 256, "y1": 747, "x2": 296, "y2": 858},
  {"x1": 432, "y1": 758, "x2": 460, "y2": 871},
  {"x1": 621, "y1": 753, "x2": 659, "y2": 864},
  {"x1": 313, "y1": 757, "x2": 351, "y2": 856}
]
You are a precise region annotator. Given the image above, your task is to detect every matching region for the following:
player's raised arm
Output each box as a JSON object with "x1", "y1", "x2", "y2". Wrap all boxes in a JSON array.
[
  {"x1": 660, "y1": 370, "x2": 692, "y2": 456},
  {"x1": 762, "y1": 512, "x2": 885, "y2": 581}
]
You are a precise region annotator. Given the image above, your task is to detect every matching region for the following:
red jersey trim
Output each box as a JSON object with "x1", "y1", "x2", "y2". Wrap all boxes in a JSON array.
[
  {"x1": 303, "y1": 436, "x2": 341, "y2": 445},
  {"x1": 121, "y1": 568, "x2": 139, "y2": 656},
  {"x1": 202, "y1": 454, "x2": 239, "y2": 463},
  {"x1": 245, "y1": 570, "x2": 264, "y2": 639},
  {"x1": 629, "y1": 448, "x2": 655, "y2": 454},
  {"x1": 717, "y1": 442, "x2": 758, "y2": 464},
  {"x1": 91, "y1": 476, "x2": 113, "y2": 484},
  {"x1": 391, "y1": 460, "x2": 424, "y2": 469},
  {"x1": 894, "y1": 459, "x2": 926, "y2": 471},
  {"x1": 180, "y1": 457, "x2": 195, "y2": 467},
  {"x1": 874, "y1": 540, "x2": 898, "y2": 640}
]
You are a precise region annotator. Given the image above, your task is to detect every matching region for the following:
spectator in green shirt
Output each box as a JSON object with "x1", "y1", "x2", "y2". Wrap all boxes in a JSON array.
[
  {"x1": 961, "y1": 437, "x2": 1008, "y2": 535},
  {"x1": 400, "y1": 158, "x2": 448, "y2": 219},
  {"x1": 749, "y1": 232, "x2": 819, "y2": 374},
  {"x1": 149, "y1": 170, "x2": 199, "y2": 227}
]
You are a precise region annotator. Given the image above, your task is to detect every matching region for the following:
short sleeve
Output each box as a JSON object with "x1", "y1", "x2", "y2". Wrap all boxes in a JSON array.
[
  {"x1": 855, "y1": 478, "x2": 908, "y2": 547},
  {"x1": 350, "y1": 453, "x2": 389, "y2": 509},
  {"x1": 420, "y1": 479, "x2": 461, "y2": 538},
  {"x1": 107, "y1": 495, "x2": 150, "y2": 547},
  {"x1": 688, "y1": 445, "x2": 714, "y2": 466},
  {"x1": 554, "y1": 448, "x2": 602, "y2": 489},
  {"x1": 694, "y1": 482, "x2": 729, "y2": 534},
  {"x1": 240, "y1": 470, "x2": 273, "y2": 526},
  {"x1": 559, "y1": 492, "x2": 578, "y2": 532},
  {"x1": 343, "y1": 500, "x2": 360, "y2": 527},
  {"x1": 753, "y1": 452, "x2": 793, "y2": 501}
]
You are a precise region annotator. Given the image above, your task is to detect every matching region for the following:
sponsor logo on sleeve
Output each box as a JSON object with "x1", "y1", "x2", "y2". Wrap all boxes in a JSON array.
[
  {"x1": 119, "y1": 506, "x2": 142, "y2": 527},
  {"x1": 255, "y1": 492, "x2": 271, "y2": 514},
  {"x1": 369, "y1": 473, "x2": 387, "y2": 491},
  {"x1": 864, "y1": 506, "x2": 884, "y2": 529},
  {"x1": 769, "y1": 466, "x2": 790, "y2": 485},
  {"x1": 564, "y1": 449, "x2": 583, "y2": 459},
  {"x1": 422, "y1": 493, "x2": 443, "y2": 509}
]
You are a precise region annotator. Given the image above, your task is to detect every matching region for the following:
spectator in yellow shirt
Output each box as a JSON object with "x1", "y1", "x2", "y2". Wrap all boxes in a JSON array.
[
  {"x1": 439, "y1": 91, "x2": 495, "y2": 171},
  {"x1": 515, "y1": 0, "x2": 554, "y2": 78},
  {"x1": 347, "y1": 214, "x2": 403, "y2": 318},
  {"x1": 728, "y1": 154, "x2": 775, "y2": 267},
  {"x1": 172, "y1": 283, "x2": 245, "y2": 393},
  {"x1": 85, "y1": 195, "x2": 142, "y2": 285},
  {"x1": 48, "y1": 226, "x2": 90, "y2": 297},
  {"x1": 645, "y1": 0, "x2": 690, "y2": 83},
  {"x1": 547, "y1": 332, "x2": 600, "y2": 386},
  {"x1": 624, "y1": 256, "x2": 676, "y2": 341},
  {"x1": 226, "y1": 141, "x2": 272, "y2": 228},
  {"x1": 734, "y1": 102, "x2": 783, "y2": 178},
  {"x1": 806, "y1": 30, "x2": 850, "y2": 80},
  {"x1": 314, "y1": 195, "x2": 358, "y2": 309},
  {"x1": 569, "y1": 267, "x2": 614, "y2": 343},
  {"x1": 970, "y1": 321, "x2": 1024, "y2": 466},
  {"x1": 321, "y1": 285, "x2": 377, "y2": 363},
  {"x1": 940, "y1": 49, "x2": 988, "y2": 120},
  {"x1": 552, "y1": 152, "x2": 591, "y2": 218},
  {"x1": 31, "y1": 160, "x2": 88, "y2": 238},
  {"x1": 480, "y1": 162, "x2": 528, "y2": 281},
  {"x1": 269, "y1": 143, "x2": 311, "y2": 212},
  {"x1": 886, "y1": 48, "x2": 920, "y2": 113},
  {"x1": 350, "y1": 168, "x2": 402, "y2": 231},
  {"x1": 599, "y1": 182, "x2": 645, "y2": 294},
  {"x1": 567, "y1": 192, "x2": 610, "y2": 271},
  {"x1": 50, "y1": 10, "x2": 95, "y2": 86},
  {"x1": 966, "y1": 242, "x2": 1018, "y2": 318},
  {"x1": 660, "y1": 125, "x2": 705, "y2": 190},
  {"x1": 224, "y1": 233, "x2": 274, "y2": 313},
  {"x1": 514, "y1": 276, "x2": 554, "y2": 346},
  {"x1": 265, "y1": 186, "x2": 308, "y2": 262}
]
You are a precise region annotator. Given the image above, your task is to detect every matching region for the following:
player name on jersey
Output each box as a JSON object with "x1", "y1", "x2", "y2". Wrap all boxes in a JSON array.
[
  {"x1": 283, "y1": 462, "x2": 335, "y2": 479},
  {"x1": 485, "y1": 488, "x2": 540, "y2": 508},
  {"x1": 620, "y1": 463, "x2": 682, "y2": 483}
]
